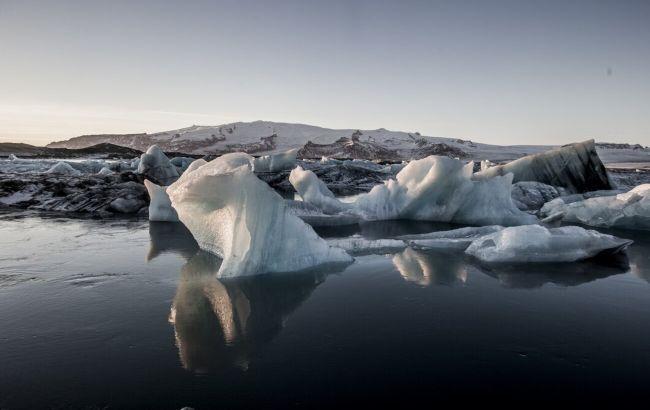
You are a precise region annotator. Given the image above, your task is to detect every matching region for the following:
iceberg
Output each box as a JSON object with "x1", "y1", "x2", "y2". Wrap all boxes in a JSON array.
[
  {"x1": 290, "y1": 155, "x2": 537, "y2": 226},
  {"x1": 253, "y1": 149, "x2": 298, "y2": 172},
  {"x1": 465, "y1": 225, "x2": 632, "y2": 263},
  {"x1": 474, "y1": 140, "x2": 612, "y2": 193},
  {"x1": 327, "y1": 236, "x2": 407, "y2": 255},
  {"x1": 8, "y1": 154, "x2": 19, "y2": 161},
  {"x1": 289, "y1": 166, "x2": 353, "y2": 214},
  {"x1": 540, "y1": 184, "x2": 650, "y2": 230},
  {"x1": 137, "y1": 145, "x2": 179, "y2": 185},
  {"x1": 166, "y1": 153, "x2": 352, "y2": 277},
  {"x1": 144, "y1": 180, "x2": 179, "y2": 222},
  {"x1": 399, "y1": 225, "x2": 504, "y2": 251},
  {"x1": 45, "y1": 161, "x2": 81, "y2": 176},
  {"x1": 97, "y1": 167, "x2": 114, "y2": 176}
]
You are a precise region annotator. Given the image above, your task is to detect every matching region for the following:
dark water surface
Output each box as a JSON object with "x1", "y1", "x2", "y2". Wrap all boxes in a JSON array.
[{"x1": 1, "y1": 216, "x2": 650, "y2": 408}]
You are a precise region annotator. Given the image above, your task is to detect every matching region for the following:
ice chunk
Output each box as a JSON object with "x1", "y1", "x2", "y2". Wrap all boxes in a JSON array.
[
  {"x1": 144, "y1": 180, "x2": 179, "y2": 222},
  {"x1": 465, "y1": 225, "x2": 632, "y2": 263},
  {"x1": 399, "y1": 225, "x2": 504, "y2": 251},
  {"x1": 327, "y1": 236, "x2": 407, "y2": 255},
  {"x1": 8, "y1": 154, "x2": 18, "y2": 161},
  {"x1": 97, "y1": 167, "x2": 114, "y2": 176},
  {"x1": 474, "y1": 140, "x2": 612, "y2": 193},
  {"x1": 289, "y1": 166, "x2": 353, "y2": 214},
  {"x1": 510, "y1": 181, "x2": 567, "y2": 211},
  {"x1": 170, "y1": 157, "x2": 196, "y2": 173},
  {"x1": 166, "y1": 153, "x2": 352, "y2": 277},
  {"x1": 540, "y1": 184, "x2": 650, "y2": 230},
  {"x1": 253, "y1": 149, "x2": 298, "y2": 172},
  {"x1": 45, "y1": 161, "x2": 81, "y2": 176},
  {"x1": 291, "y1": 155, "x2": 537, "y2": 226},
  {"x1": 137, "y1": 145, "x2": 179, "y2": 185}
]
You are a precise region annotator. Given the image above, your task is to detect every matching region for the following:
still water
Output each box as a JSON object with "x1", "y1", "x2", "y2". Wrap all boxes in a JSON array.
[{"x1": 1, "y1": 215, "x2": 650, "y2": 408}]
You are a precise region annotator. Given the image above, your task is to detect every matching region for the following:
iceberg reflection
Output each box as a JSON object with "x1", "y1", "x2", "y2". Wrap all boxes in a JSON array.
[
  {"x1": 169, "y1": 251, "x2": 336, "y2": 373},
  {"x1": 392, "y1": 248, "x2": 468, "y2": 286}
]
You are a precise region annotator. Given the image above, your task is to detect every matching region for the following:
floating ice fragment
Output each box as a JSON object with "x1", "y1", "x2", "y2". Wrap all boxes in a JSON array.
[
  {"x1": 137, "y1": 145, "x2": 179, "y2": 185},
  {"x1": 97, "y1": 167, "x2": 114, "y2": 176},
  {"x1": 327, "y1": 236, "x2": 407, "y2": 255},
  {"x1": 253, "y1": 149, "x2": 298, "y2": 172},
  {"x1": 45, "y1": 161, "x2": 81, "y2": 176},
  {"x1": 465, "y1": 225, "x2": 632, "y2": 263},
  {"x1": 144, "y1": 180, "x2": 179, "y2": 222},
  {"x1": 539, "y1": 184, "x2": 650, "y2": 230}
]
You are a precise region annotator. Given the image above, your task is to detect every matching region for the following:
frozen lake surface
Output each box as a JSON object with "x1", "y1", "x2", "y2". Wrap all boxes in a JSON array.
[{"x1": 1, "y1": 215, "x2": 650, "y2": 408}]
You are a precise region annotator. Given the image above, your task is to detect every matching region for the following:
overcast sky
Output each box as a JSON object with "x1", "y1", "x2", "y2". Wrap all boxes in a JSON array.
[{"x1": 1, "y1": 0, "x2": 648, "y2": 146}]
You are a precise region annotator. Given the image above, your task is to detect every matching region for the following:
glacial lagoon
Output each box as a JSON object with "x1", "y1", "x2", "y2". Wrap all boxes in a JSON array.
[{"x1": 1, "y1": 215, "x2": 650, "y2": 408}]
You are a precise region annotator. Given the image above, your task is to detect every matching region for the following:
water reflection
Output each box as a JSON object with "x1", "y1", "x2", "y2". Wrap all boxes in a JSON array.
[
  {"x1": 473, "y1": 253, "x2": 630, "y2": 288},
  {"x1": 392, "y1": 248, "x2": 468, "y2": 286},
  {"x1": 392, "y1": 246, "x2": 629, "y2": 289},
  {"x1": 169, "y1": 251, "x2": 329, "y2": 373},
  {"x1": 147, "y1": 221, "x2": 198, "y2": 261}
]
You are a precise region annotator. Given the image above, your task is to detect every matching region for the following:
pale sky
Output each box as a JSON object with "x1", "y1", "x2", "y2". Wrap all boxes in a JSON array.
[{"x1": 1, "y1": 0, "x2": 649, "y2": 146}]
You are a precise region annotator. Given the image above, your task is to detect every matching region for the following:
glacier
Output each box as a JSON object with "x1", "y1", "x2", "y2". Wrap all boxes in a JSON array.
[
  {"x1": 290, "y1": 155, "x2": 537, "y2": 226},
  {"x1": 465, "y1": 225, "x2": 632, "y2": 263},
  {"x1": 540, "y1": 184, "x2": 650, "y2": 230},
  {"x1": 166, "y1": 153, "x2": 352, "y2": 277}
]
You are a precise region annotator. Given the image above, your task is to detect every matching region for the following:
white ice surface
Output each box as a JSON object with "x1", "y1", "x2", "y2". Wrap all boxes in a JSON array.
[
  {"x1": 144, "y1": 180, "x2": 179, "y2": 222},
  {"x1": 253, "y1": 149, "x2": 298, "y2": 172},
  {"x1": 45, "y1": 161, "x2": 81, "y2": 176},
  {"x1": 465, "y1": 225, "x2": 632, "y2": 263},
  {"x1": 137, "y1": 145, "x2": 179, "y2": 185},
  {"x1": 291, "y1": 155, "x2": 537, "y2": 226},
  {"x1": 166, "y1": 153, "x2": 352, "y2": 277},
  {"x1": 540, "y1": 184, "x2": 650, "y2": 230}
]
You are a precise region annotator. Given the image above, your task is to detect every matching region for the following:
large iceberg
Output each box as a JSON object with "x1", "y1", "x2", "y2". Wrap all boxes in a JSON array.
[
  {"x1": 473, "y1": 140, "x2": 612, "y2": 193},
  {"x1": 290, "y1": 155, "x2": 537, "y2": 226},
  {"x1": 166, "y1": 153, "x2": 352, "y2": 277},
  {"x1": 137, "y1": 145, "x2": 179, "y2": 185},
  {"x1": 465, "y1": 225, "x2": 632, "y2": 263},
  {"x1": 540, "y1": 184, "x2": 650, "y2": 230}
]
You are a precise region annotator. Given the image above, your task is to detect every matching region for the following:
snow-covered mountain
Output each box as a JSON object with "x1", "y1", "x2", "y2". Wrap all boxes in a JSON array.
[{"x1": 46, "y1": 120, "x2": 650, "y2": 163}]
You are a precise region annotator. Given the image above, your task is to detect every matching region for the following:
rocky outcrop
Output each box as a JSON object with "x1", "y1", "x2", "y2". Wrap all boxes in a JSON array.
[{"x1": 0, "y1": 172, "x2": 149, "y2": 217}]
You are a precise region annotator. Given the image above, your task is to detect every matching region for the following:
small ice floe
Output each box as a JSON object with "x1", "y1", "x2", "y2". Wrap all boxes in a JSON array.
[
  {"x1": 398, "y1": 225, "x2": 504, "y2": 251},
  {"x1": 464, "y1": 225, "x2": 632, "y2": 263},
  {"x1": 45, "y1": 161, "x2": 81, "y2": 176},
  {"x1": 540, "y1": 184, "x2": 650, "y2": 230},
  {"x1": 137, "y1": 145, "x2": 179, "y2": 185},
  {"x1": 97, "y1": 167, "x2": 114, "y2": 176},
  {"x1": 253, "y1": 149, "x2": 298, "y2": 172},
  {"x1": 144, "y1": 180, "x2": 179, "y2": 222},
  {"x1": 327, "y1": 236, "x2": 407, "y2": 255}
]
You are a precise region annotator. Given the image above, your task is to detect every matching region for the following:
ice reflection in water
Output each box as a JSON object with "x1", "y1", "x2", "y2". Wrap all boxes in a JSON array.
[
  {"x1": 393, "y1": 248, "x2": 468, "y2": 286},
  {"x1": 147, "y1": 219, "x2": 637, "y2": 375},
  {"x1": 169, "y1": 251, "x2": 329, "y2": 373}
]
